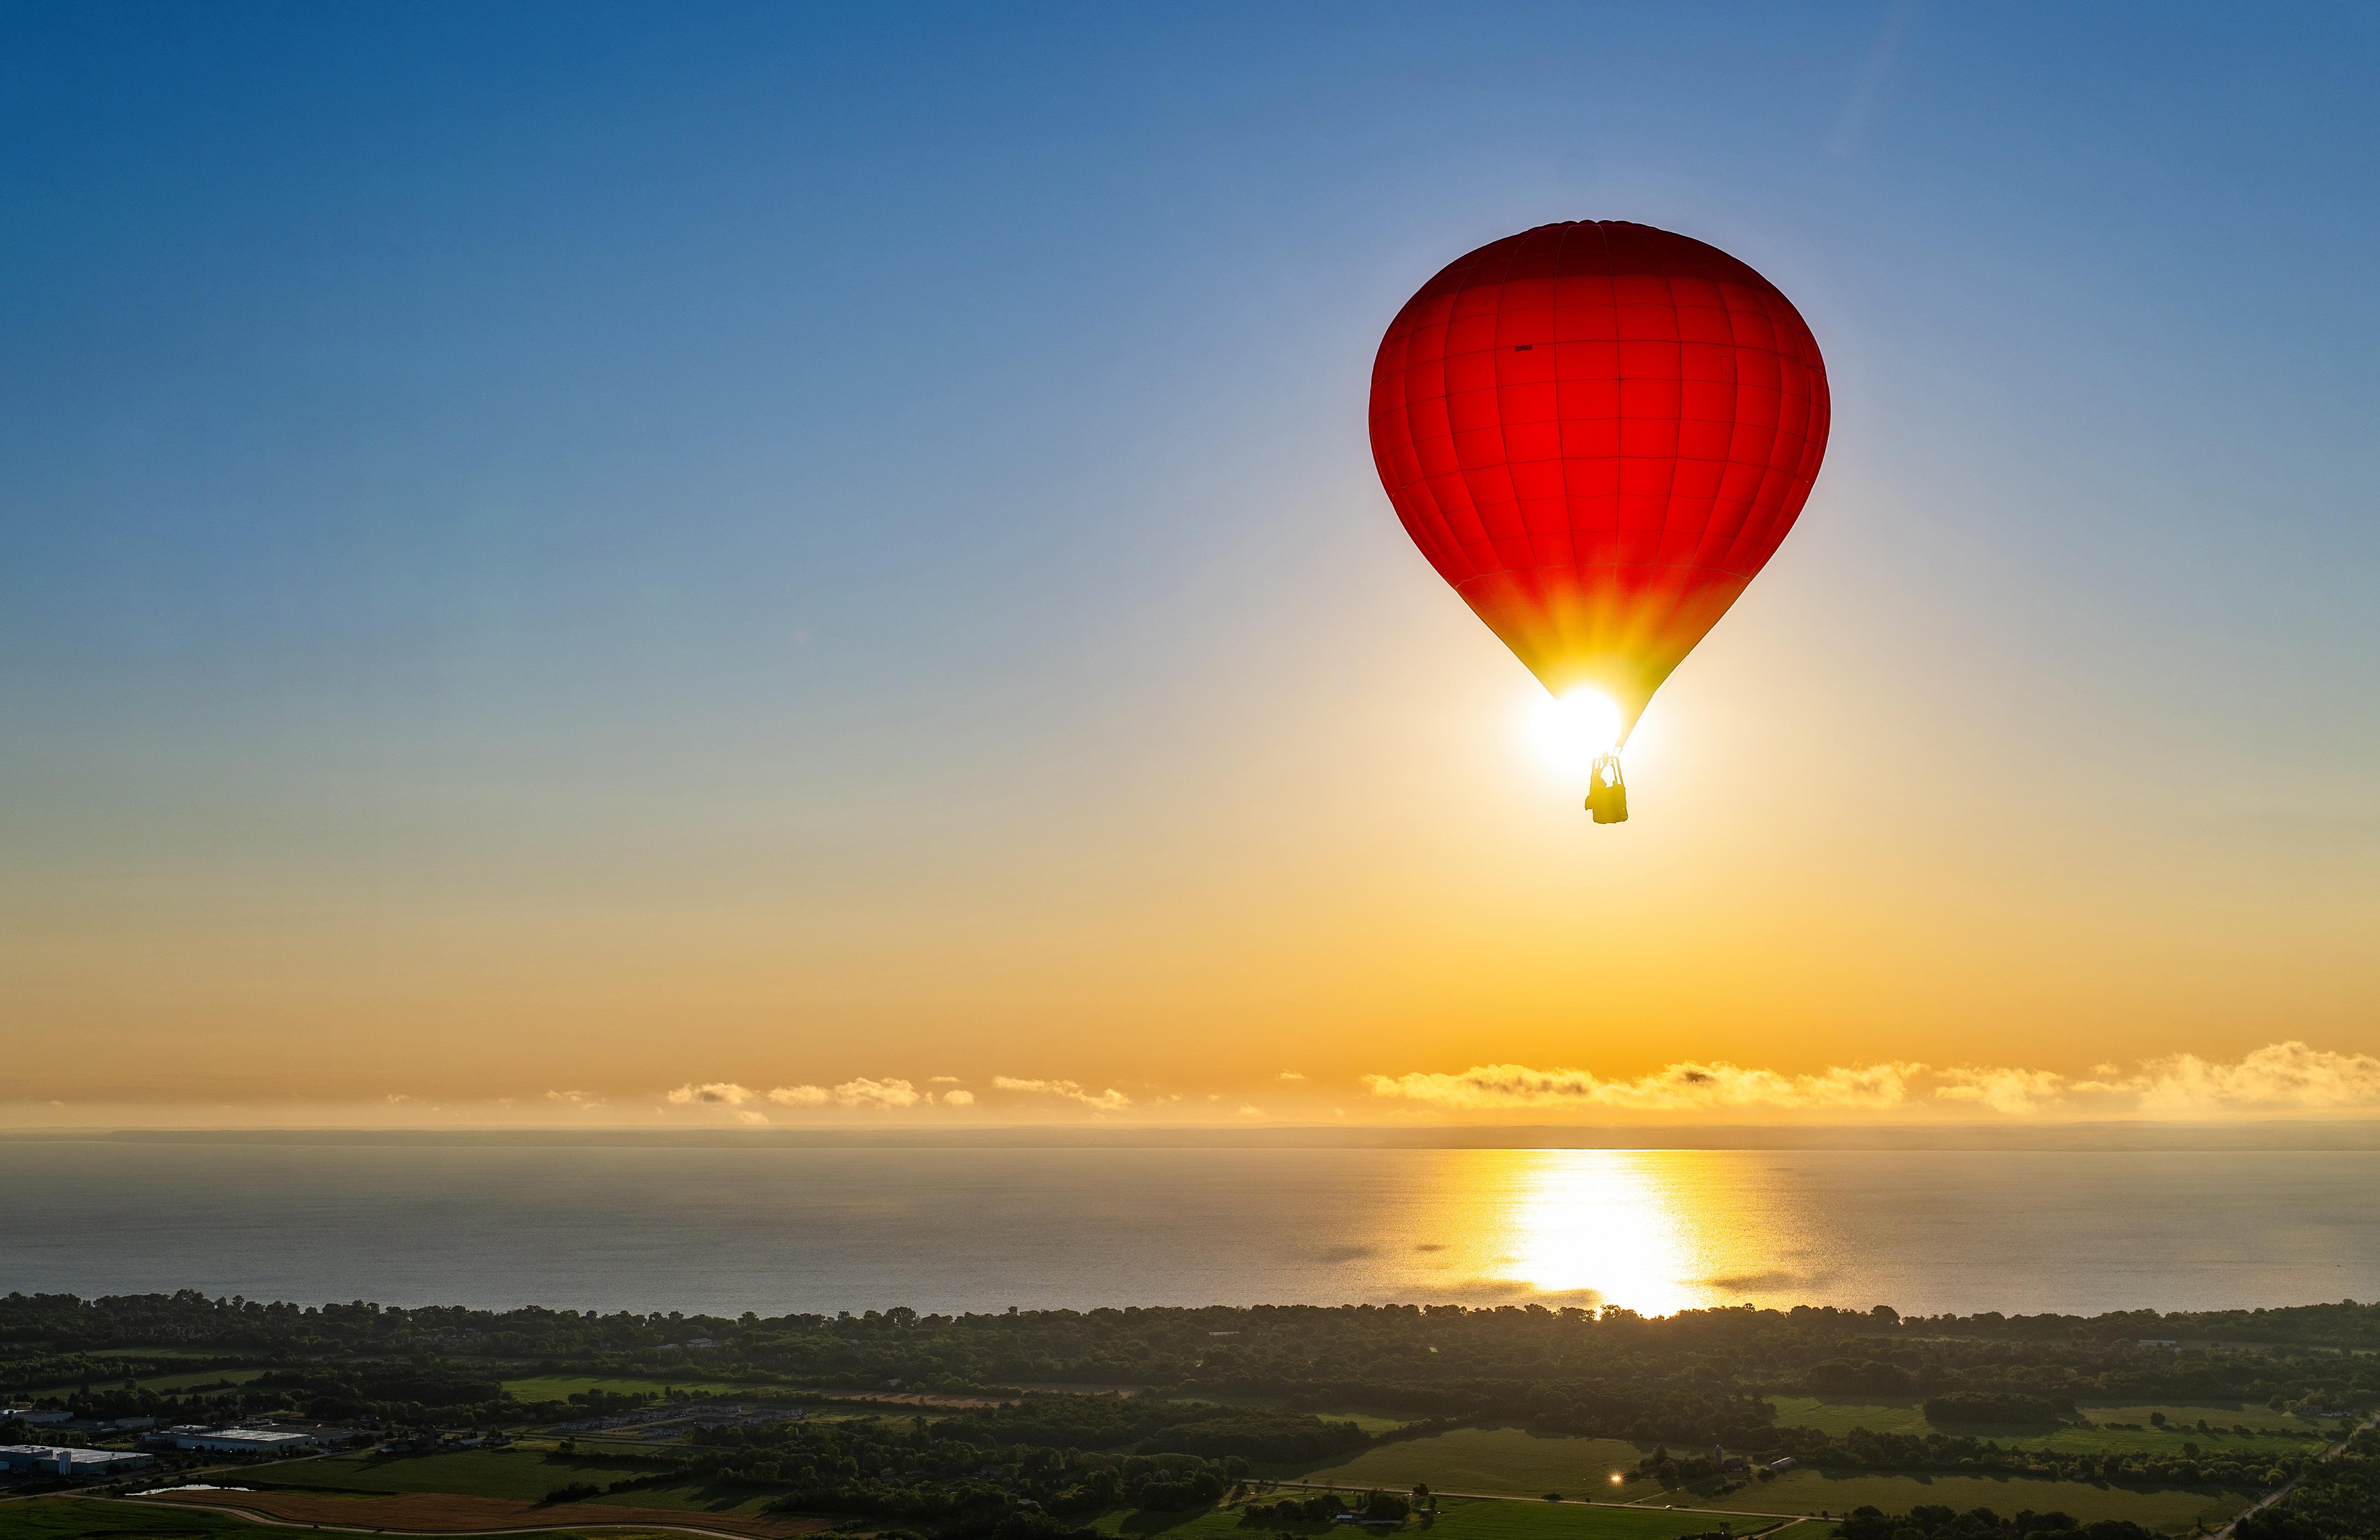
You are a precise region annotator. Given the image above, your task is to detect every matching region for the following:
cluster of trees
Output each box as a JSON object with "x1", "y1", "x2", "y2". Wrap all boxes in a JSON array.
[
  {"x1": 1831, "y1": 1505, "x2": 2156, "y2": 1540},
  {"x1": 13, "y1": 1290, "x2": 2380, "y2": 1395},
  {"x1": 1800, "y1": 1342, "x2": 2366, "y2": 1414},
  {"x1": 3, "y1": 1288, "x2": 2372, "y2": 1481},
  {"x1": 1635, "y1": 1446, "x2": 1732, "y2": 1487},
  {"x1": 655, "y1": 1408, "x2": 1247, "y2": 1524},
  {"x1": 1241, "y1": 1490, "x2": 1411, "y2": 1526},
  {"x1": 248, "y1": 1364, "x2": 504, "y2": 1424},
  {"x1": 1921, "y1": 1393, "x2": 2078, "y2": 1426},
  {"x1": 2256, "y1": 1427, "x2": 2380, "y2": 1540}
]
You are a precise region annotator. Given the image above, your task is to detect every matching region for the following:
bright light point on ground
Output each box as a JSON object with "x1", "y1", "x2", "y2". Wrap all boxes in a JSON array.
[
  {"x1": 1610, "y1": 1475, "x2": 1624, "y2": 1485},
  {"x1": 1523, "y1": 688, "x2": 1623, "y2": 777}
]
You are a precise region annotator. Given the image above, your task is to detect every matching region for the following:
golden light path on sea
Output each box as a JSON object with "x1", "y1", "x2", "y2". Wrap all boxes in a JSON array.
[{"x1": 1414, "y1": 1149, "x2": 1782, "y2": 1315}]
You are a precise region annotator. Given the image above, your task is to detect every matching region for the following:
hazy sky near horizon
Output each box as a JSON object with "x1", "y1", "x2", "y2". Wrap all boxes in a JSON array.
[{"x1": 4, "y1": 3, "x2": 2376, "y2": 1127}]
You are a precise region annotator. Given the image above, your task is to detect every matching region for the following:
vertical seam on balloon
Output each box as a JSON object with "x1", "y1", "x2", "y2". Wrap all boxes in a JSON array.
[
  {"x1": 1393, "y1": 286, "x2": 1465, "y2": 577},
  {"x1": 1487, "y1": 228, "x2": 1531, "y2": 574}
]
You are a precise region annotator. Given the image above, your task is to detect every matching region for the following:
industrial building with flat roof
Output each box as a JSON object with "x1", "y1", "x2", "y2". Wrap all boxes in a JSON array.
[
  {"x1": 151, "y1": 1427, "x2": 317, "y2": 1455},
  {"x1": 0, "y1": 1445, "x2": 155, "y2": 1476}
]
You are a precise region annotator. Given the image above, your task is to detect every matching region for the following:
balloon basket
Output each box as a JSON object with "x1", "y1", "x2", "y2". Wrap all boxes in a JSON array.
[{"x1": 1587, "y1": 753, "x2": 1628, "y2": 824}]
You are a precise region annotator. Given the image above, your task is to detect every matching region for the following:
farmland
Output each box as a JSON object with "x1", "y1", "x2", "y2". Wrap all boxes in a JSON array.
[
  {"x1": 1288, "y1": 1427, "x2": 1659, "y2": 1500},
  {"x1": 143, "y1": 1486, "x2": 817, "y2": 1537},
  {"x1": 1431, "y1": 1496, "x2": 1804, "y2": 1540},
  {"x1": 505, "y1": 1373, "x2": 750, "y2": 1404},
  {"x1": 1091, "y1": 1498, "x2": 1792, "y2": 1540},
  {"x1": 1681, "y1": 1469, "x2": 2257, "y2": 1533},
  {"x1": 0, "y1": 1494, "x2": 701, "y2": 1540},
  {"x1": 253, "y1": 1445, "x2": 667, "y2": 1500},
  {"x1": 1766, "y1": 1396, "x2": 2333, "y2": 1456},
  {"x1": 239, "y1": 1445, "x2": 785, "y2": 1521}
]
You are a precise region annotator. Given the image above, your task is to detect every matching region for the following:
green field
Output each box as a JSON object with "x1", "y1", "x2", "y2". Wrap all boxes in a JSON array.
[
  {"x1": 1095, "y1": 1498, "x2": 1800, "y2": 1540},
  {"x1": 504, "y1": 1373, "x2": 749, "y2": 1403},
  {"x1": 1290, "y1": 1427, "x2": 1659, "y2": 1500},
  {"x1": 1432, "y1": 1496, "x2": 1804, "y2": 1540},
  {"x1": 1767, "y1": 1397, "x2": 2329, "y2": 1456},
  {"x1": 0, "y1": 1496, "x2": 658, "y2": 1540},
  {"x1": 1680, "y1": 1469, "x2": 2257, "y2": 1533},
  {"x1": 249, "y1": 1446, "x2": 777, "y2": 1517}
]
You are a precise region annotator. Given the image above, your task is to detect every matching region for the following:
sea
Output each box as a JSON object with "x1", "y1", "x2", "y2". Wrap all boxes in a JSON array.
[{"x1": 4, "y1": 1137, "x2": 2377, "y2": 1320}]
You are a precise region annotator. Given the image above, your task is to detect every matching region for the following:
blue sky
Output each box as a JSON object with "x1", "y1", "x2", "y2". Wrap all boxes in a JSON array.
[{"x1": 3, "y1": 3, "x2": 2375, "y2": 1119}]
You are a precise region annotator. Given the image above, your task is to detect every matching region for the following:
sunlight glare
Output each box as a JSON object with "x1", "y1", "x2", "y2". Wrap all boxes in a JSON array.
[
  {"x1": 1522, "y1": 688, "x2": 1623, "y2": 778},
  {"x1": 1503, "y1": 1150, "x2": 1695, "y2": 1315}
]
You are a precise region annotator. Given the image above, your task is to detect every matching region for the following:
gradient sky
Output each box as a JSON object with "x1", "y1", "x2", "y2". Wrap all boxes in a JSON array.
[{"x1": 3, "y1": 3, "x2": 2375, "y2": 1127}]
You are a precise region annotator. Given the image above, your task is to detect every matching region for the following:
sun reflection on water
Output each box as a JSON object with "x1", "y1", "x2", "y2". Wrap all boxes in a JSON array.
[
  {"x1": 1499, "y1": 1149, "x2": 1700, "y2": 1314},
  {"x1": 1399, "y1": 1148, "x2": 1792, "y2": 1313}
]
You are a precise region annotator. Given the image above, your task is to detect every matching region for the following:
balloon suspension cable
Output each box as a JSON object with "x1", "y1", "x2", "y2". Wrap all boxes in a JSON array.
[{"x1": 1586, "y1": 751, "x2": 1628, "y2": 825}]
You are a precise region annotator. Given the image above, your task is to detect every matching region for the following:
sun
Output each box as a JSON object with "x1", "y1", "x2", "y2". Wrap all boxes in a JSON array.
[{"x1": 1522, "y1": 688, "x2": 1623, "y2": 778}]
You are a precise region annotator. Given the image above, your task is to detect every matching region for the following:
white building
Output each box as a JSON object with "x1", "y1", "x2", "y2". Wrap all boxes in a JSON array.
[
  {"x1": 156, "y1": 1427, "x2": 317, "y2": 1455},
  {"x1": 0, "y1": 1444, "x2": 155, "y2": 1476}
]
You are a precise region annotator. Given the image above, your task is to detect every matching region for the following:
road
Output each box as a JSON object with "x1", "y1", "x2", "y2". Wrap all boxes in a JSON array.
[{"x1": 2207, "y1": 1412, "x2": 2376, "y2": 1540}]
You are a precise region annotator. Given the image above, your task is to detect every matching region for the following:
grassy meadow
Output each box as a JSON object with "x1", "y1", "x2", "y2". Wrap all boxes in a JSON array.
[
  {"x1": 1684, "y1": 1469, "x2": 2257, "y2": 1533},
  {"x1": 504, "y1": 1372, "x2": 748, "y2": 1403},
  {"x1": 0, "y1": 1496, "x2": 676, "y2": 1540},
  {"x1": 1766, "y1": 1397, "x2": 2331, "y2": 1457},
  {"x1": 1430, "y1": 1496, "x2": 1804, "y2": 1540},
  {"x1": 1093, "y1": 1498, "x2": 1798, "y2": 1540},
  {"x1": 1287, "y1": 1427, "x2": 1658, "y2": 1499},
  {"x1": 22, "y1": 1368, "x2": 265, "y2": 1398},
  {"x1": 247, "y1": 1445, "x2": 779, "y2": 1518}
]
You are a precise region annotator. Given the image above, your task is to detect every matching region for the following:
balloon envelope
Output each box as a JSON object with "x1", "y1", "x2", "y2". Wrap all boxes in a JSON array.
[{"x1": 1369, "y1": 221, "x2": 1829, "y2": 738}]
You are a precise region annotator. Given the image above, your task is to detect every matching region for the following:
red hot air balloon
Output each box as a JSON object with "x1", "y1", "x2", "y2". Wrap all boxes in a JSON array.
[{"x1": 1369, "y1": 221, "x2": 1829, "y2": 821}]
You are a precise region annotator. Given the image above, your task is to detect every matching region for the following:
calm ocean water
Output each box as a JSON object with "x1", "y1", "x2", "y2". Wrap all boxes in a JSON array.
[{"x1": 3, "y1": 1142, "x2": 2375, "y2": 1319}]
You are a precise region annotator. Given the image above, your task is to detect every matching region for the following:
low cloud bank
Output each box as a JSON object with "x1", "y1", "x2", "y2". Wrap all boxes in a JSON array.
[
  {"x1": 990, "y1": 1076, "x2": 1132, "y2": 1112},
  {"x1": 1365, "y1": 1041, "x2": 2380, "y2": 1118},
  {"x1": 1362, "y1": 1061, "x2": 1914, "y2": 1111},
  {"x1": 651, "y1": 1074, "x2": 1127, "y2": 1122}
]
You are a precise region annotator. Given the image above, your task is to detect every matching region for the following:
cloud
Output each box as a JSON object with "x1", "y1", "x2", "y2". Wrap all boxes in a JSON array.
[
  {"x1": 2091, "y1": 1042, "x2": 2380, "y2": 1114},
  {"x1": 928, "y1": 1076, "x2": 962, "y2": 1084},
  {"x1": 940, "y1": 1088, "x2": 976, "y2": 1106},
  {"x1": 991, "y1": 1076, "x2": 1133, "y2": 1112},
  {"x1": 546, "y1": 1090, "x2": 608, "y2": 1112},
  {"x1": 1936, "y1": 1067, "x2": 2067, "y2": 1115},
  {"x1": 1277, "y1": 1071, "x2": 1306, "y2": 1081},
  {"x1": 835, "y1": 1077, "x2": 921, "y2": 1110},
  {"x1": 1364, "y1": 1043, "x2": 2380, "y2": 1120},
  {"x1": 765, "y1": 1078, "x2": 921, "y2": 1110},
  {"x1": 1237, "y1": 1105, "x2": 1263, "y2": 1117},
  {"x1": 1364, "y1": 1060, "x2": 1916, "y2": 1111},
  {"x1": 734, "y1": 1110, "x2": 768, "y2": 1126},
  {"x1": 667, "y1": 1082, "x2": 755, "y2": 1106}
]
